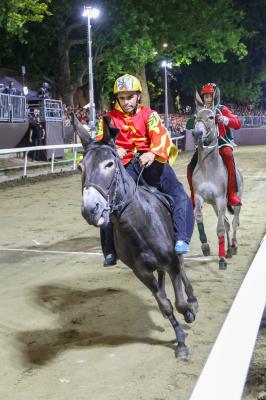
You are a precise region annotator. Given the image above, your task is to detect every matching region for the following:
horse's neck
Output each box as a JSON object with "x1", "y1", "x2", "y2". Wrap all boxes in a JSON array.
[
  {"x1": 197, "y1": 145, "x2": 220, "y2": 169},
  {"x1": 115, "y1": 165, "x2": 136, "y2": 204}
]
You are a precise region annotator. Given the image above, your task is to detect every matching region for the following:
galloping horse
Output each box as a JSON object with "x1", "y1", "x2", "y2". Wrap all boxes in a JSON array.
[
  {"x1": 72, "y1": 114, "x2": 198, "y2": 358},
  {"x1": 191, "y1": 91, "x2": 243, "y2": 270}
]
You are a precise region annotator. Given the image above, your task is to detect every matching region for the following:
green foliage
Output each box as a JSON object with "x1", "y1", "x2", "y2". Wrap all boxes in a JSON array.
[
  {"x1": 2, "y1": 0, "x2": 262, "y2": 105},
  {"x1": 0, "y1": 0, "x2": 51, "y2": 40}
]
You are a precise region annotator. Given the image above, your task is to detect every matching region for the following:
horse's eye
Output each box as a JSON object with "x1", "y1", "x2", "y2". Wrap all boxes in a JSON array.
[
  {"x1": 209, "y1": 116, "x2": 214, "y2": 120},
  {"x1": 105, "y1": 161, "x2": 114, "y2": 168}
]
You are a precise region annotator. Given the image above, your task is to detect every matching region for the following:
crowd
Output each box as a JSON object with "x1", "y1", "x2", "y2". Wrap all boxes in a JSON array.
[
  {"x1": 63, "y1": 103, "x2": 190, "y2": 135},
  {"x1": 227, "y1": 103, "x2": 266, "y2": 116}
]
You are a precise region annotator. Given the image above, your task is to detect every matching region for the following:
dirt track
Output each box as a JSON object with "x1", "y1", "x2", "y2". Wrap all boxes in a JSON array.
[{"x1": 0, "y1": 146, "x2": 265, "y2": 400}]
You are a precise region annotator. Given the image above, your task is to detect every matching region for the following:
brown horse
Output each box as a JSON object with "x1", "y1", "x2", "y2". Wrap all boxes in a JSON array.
[{"x1": 72, "y1": 114, "x2": 198, "y2": 358}]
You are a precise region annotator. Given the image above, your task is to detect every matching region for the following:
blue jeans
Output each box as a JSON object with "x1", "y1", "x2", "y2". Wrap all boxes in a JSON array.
[{"x1": 126, "y1": 160, "x2": 194, "y2": 243}]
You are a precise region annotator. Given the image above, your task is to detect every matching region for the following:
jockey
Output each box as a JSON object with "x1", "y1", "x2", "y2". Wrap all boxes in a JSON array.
[
  {"x1": 97, "y1": 73, "x2": 194, "y2": 265},
  {"x1": 187, "y1": 82, "x2": 242, "y2": 208}
]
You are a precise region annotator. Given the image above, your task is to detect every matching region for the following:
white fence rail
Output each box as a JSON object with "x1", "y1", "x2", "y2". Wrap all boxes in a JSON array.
[
  {"x1": 189, "y1": 234, "x2": 266, "y2": 400},
  {"x1": 0, "y1": 143, "x2": 83, "y2": 177},
  {"x1": 0, "y1": 135, "x2": 185, "y2": 179}
]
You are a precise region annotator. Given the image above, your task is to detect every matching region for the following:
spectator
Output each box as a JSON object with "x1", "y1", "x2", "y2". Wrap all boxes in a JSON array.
[
  {"x1": 38, "y1": 82, "x2": 50, "y2": 99},
  {"x1": 29, "y1": 116, "x2": 46, "y2": 161},
  {"x1": 3, "y1": 80, "x2": 18, "y2": 95}
]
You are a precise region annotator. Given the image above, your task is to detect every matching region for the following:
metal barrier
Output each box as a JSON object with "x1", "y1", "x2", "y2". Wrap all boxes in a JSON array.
[
  {"x1": 44, "y1": 99, "x2": 63, "y2": 121},
  {"x1": 237, "y1": 115, "x2": 266, "y2": 127},
  {"x1": 0, "y1": 93, "x2": 11, "y2": 121},
  {"x1": 189, "y1": 235, "x2": 266, "y2": 400},
  {"x1": 0, "y1": 137, "x2": 184, "y2": 178},
  {"x1": 10, "y1": 95, "x2": 27, "y2": 122},
  {"x1": 0, "y1": 93, "x2": 27, "y2": 122},
  {"x1": 0, "y1": 143, "x2": 83, "y2": 177}
]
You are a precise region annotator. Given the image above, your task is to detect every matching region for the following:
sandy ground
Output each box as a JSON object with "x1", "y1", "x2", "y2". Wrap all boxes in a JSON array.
[{"x1": 0, "y1": 146, "x2": 265, "y2": 400}]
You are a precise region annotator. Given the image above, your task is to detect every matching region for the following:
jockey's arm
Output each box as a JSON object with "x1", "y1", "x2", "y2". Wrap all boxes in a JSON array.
[
  {"x1": 147, "y1": 111, "x2": 172, "y2": 163},
  {"x1": 221, "y1": 106, "x2": 241, "y2": 130}
]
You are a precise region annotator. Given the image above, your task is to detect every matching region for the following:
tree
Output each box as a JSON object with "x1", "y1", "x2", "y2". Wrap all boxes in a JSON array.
[
  {"x1": 0, "y1": 0, "x2": 50, "y2": 40},
  {"x1": 0, "y1": 0, "x2": 249, "y2": 107}
]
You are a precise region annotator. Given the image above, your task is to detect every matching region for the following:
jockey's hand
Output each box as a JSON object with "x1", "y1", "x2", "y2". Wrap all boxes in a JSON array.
[
  {"x1": 139, "y1": 152, "x2": 155, "y2": 167},
  {"x1": 116, "y1": 147, "x2": 127, "y2": 159},
  {"x1": 218, "y1": 115, "x2": 229, "y2": 126}
]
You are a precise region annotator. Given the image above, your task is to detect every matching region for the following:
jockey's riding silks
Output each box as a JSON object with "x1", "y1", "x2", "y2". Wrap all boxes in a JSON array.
[{"x1": 96, "y1": 103, "x2": 177, "y2": 166}]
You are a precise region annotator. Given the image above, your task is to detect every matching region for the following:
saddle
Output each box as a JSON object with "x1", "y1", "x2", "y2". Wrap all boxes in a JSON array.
[{"x1": 140, "y1": 185, "x2": 173, "y2": 214}]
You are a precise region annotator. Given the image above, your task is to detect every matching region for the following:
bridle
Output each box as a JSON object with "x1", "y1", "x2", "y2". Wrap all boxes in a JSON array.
[
  {"x1": 195, "y1": 107, "x2": 219, "y2": 149},
  {"x1": 81, "y1": 143, "x2": 131, "y2": 215}
]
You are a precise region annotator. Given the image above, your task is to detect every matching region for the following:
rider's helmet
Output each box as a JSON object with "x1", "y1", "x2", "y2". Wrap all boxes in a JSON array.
[
  {"x1": 113, "y1": 74, "x2": 142, "y2": 94},
  {"x1": 201, "y1": 82, "x2": 217, "y2": 95}
]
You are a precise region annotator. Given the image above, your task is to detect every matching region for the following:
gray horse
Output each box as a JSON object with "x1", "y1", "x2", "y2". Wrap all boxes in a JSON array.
[
  {"x1": 72, "y1": 114, "x2": 198, "y2": 358},
  {"x1": 191, "y1": 91, "x2": 243, "y2": 270}
]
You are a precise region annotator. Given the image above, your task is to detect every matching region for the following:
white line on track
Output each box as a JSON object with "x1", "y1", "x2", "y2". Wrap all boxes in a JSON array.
[
  {"x1": 0, "y1": 248, "x2": 102, "y2": 256},
  {"x1": 184, "y1": 256, "x2": 216, "y2": 261},
  {"x1": 0, "y1": 248, "x2": 216, "y2": 261},
  {"x1": 178, "y1": 174, "x2": 266, "y2": 179}
]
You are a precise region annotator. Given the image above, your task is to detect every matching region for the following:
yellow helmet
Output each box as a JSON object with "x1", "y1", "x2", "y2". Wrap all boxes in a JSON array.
[{"x1": 113, "y1": 74, "x2": 142, "y2": 94}]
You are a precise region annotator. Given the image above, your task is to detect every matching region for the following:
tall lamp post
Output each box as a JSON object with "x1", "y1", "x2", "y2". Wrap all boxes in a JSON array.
[
  {"x1": 161, "y1": 61, "x2": 172, "y2": 130},
  {"x1": 83, "y1": 6, "x2": 100, "y2": 133}
]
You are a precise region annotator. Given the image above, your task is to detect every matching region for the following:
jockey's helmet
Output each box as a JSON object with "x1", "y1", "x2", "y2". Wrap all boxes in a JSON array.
[
  {"x1": 201, "y1": 83, "x2": 217, "y2": 95},
  {"x1": 113, "y1": 74, "x2": 142, "y2": 94}
]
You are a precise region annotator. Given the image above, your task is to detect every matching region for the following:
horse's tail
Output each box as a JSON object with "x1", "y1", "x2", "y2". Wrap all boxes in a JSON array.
[{"x1": 227, "y1": 205, "x2": 234, "y2": 215}]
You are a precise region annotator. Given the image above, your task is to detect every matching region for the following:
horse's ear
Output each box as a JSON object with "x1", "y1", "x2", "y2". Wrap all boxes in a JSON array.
[
  {"x1": 102, "y1": 115, "x2": 120, "y2": 144},
  {"x1": 71, "y1": 112, "x2": 93, "y2": 150},
  {"x1": 214, "y1": 86, "x2": 221, "y2": 107},
  {"x1": 195, "y1": 90, "x2": 204, "y2": 111}
]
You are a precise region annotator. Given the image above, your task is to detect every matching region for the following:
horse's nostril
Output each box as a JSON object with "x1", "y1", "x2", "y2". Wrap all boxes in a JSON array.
[{"x1": 91, "y1": 202, "x2": 99, "y2": 215}]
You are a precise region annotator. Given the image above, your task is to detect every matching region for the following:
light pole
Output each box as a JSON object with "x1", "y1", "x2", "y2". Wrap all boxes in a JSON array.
[
  {"x1": 161, "y1": 60, "x2": 172, "y2": 130},
  {"x1": 83, "y1": 6, "x2": 100, "y2": 133}
]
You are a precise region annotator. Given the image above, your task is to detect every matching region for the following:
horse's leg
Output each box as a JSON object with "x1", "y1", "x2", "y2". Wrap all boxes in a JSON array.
[
  {"x1": 157, "y1": 270, "x2": 166, "y2": 297},
  {"x1": 213, "y1": 203, "x2": 232, "y2": 258},
  {"x1": 231, "y1": 205, "x2": 241, "y2": 254},
  {"x1": 177, "y1": 254, "x2": 199, "y2": 314},
  {"x1": 216, "y1": 197, "x2": 227, "y2": 270},
  {"x1": 132, "y1": 267, "x2": 188, "y2": 358},
  {"x1": 224, "y1": 215, "x2": 232, "y2": 258},
  {"x1": 167, "y1": 262, "x2": 196, "y2": 324},
  {"x1": 230, "y1": 170, "x2": 243, "y2": 254},
  {"x1": 195, "y1": 195, "x2": 210, "y2": 256}
]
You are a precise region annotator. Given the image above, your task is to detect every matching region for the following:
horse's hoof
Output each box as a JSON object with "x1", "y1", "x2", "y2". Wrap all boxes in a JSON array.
[
  {"x1": 231, "y1": 246, "x2": 238, "y2": 255},
  {"x1": 184, "y1": 310, "x2": 195, "y2": 323},
  {"x1": 202, "y1": 243, "x2": 210, "y2": 256},
  {"x1": 226, "y1": 248, "x2": 233, "y2": 258},
  {"x1": 175, "y1": 343, "x2": 189, "y2": 359},
  {"x1": 188, "y1": 300, "x2": 199, "y2": 315},
  {"x1": 219, "y1": 259, "x2": 227, "y2": 270}
]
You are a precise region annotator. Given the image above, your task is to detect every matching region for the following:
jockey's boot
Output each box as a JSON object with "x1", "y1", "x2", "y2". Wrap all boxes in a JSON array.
[
  {"x1": 187, "y1": 168, "x2": 195, "y2": 208},
  {"x1": 100, "y1": 223, "x2": 118, "y2": 267},
  {"x1": 175, "y1": 240, "x2": 189, "y2": 254},
  {"x1": 219, "y1": 146, "x2": 242, "y2": 206},
  {"x1": 103, "y1": 253, "x2": 117, "y2": 267}
]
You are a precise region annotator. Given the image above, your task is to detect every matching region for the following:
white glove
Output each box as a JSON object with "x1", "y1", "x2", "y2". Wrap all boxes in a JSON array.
[{"x1": 218, "y1": 115, "x2": 229, "y2": 126}]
